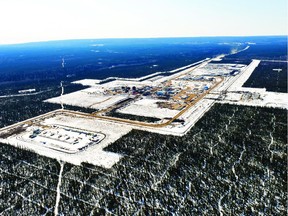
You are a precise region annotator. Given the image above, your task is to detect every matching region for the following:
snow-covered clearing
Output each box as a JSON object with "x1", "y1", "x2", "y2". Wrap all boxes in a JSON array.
[
  {"x1": 72, "y1": 79, "x2": 102, "y2": 86},
  {"x1": 118, "y1": 98, "x2": 179, "y2": 119},
  {"x1": 54, "y1": 161, "x2": 64, "y2": 216},
  {"x1": 0, "y1": 111, "x2": 133, "y2": 168},
  {"x1": 219, "y1": 92, "x2": 288, "y2": 109},
  {"x1": 192, "y1": 63, "x2": 246, "y2": 76},
  {"x1": 45, "y1": 87, "x2": 129, "y2": 110},
  {"x1": 228, "y1": 60, "x2": 260, "y2": 92}
]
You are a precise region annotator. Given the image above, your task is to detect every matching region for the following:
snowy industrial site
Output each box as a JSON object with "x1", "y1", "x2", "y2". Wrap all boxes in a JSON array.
[
  {"x1": 0, "y1": 55, "x2": 287, "y2": 168},
  {"x1": 0, "y1": 34, "x2": 287, "y2": 215}
]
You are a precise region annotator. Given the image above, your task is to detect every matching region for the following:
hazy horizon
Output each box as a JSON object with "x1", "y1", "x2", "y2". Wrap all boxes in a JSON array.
[
  {"x1": 0, "y1": 35, "x2": 287, "y2": 46},
  {"x1": 0, "y1": 0, "x2": 287, "y2": 45}
]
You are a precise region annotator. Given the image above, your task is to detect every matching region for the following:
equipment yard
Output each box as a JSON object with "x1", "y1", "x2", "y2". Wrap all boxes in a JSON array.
[{"x1": 0, "y1": 110, "x2": 133, "y2": 168}]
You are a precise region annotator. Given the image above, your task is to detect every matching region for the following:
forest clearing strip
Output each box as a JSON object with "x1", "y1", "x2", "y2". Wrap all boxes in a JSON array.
[{"x1": 54, "y1": 161, "x2": 64, "y2": 216}]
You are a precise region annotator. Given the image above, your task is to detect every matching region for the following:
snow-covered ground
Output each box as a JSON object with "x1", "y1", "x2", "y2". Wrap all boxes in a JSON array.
[
  {"x1": 72, "y1": 79, "x2": 102, "y2": 86},
  {"x1": 118, "y1": 98, "x2": 179, "y2": 119},
  {"x1": 100, "y1": 79, "x2": 153, "y2": 88},
  {"x1": 20, "y1": 125, "x2": 106, "y2": 153},
  {"x1": 192, "y1": 63, "x2": 246, "y2": 77},
  {"x1": 146, "y1": 75, "x2": 165, "y2": 82},
  {"x1": 45, "y1": 87, "x2": 130, "y2": 110},
  {"x1": 224, "y1": 92, "x2": 243, "y2": 101},
  {"x1": 154, "y1": 61, "x2": 211, "y2": 84},
  {"x1": 217, "y1": 59, "x2": 288, "y2": 109},
  {"x1": 0, "y1": 111, "x2": 133, "y2": 168},
  {"x1": 228, "y1": 60, "x2": 260, "y2": 91},
  {"x1": 219, "y1": 92, "x2": 288, "y2": 109},
  {"x1": 128, "y1": 98, "x2": 216, "y2": 136}
]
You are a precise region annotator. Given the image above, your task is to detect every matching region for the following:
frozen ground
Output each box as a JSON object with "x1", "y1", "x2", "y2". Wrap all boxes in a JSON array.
[
  {"x1": 97, "y1": 79, "x2": 153, "y2": 88},
  {"x1": 0, "y1": 111, "x2": 133, "y2": 168},
  {"x1": 228, "y1": 60, "x2": 261, "y2": 92},
  {"x1": 219, "y1": 92, "x2": 288, "y2": 109},
  {"x1": 218, "y1": 59, "x2": 288, "y2": 109},
  {"x1": 45, "y1": 87, "x2": 130, "y2": 110},
  {"x1": 154, "y1": 60, "x2": 210, "y2": 84},
  {"x1": 72, "y1": 79, "x2": 101, "y2": 86},
  {"x1": 118, "y1": 98, "x2": 179, "y2": 119},
  {"x1": 192, "y1": 63, "x2": 246, "y2": 77},
  {"x1": 114, "y1": 98, "x2": 216, "y2": 136}
]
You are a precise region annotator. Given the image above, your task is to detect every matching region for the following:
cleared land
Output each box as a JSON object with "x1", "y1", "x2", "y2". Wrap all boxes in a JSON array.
[
  {"x1": 0, "y1": 110, "x2": 133, "y2": 168},
  {"x1": 46, "y1": 87, "x2": 130, "y2": 110},
  {"x1": 1, "y1": 56, "x2": 288, "y2": 168},
  {"x1": 118, "y1": 98, "x2": 179, "y2": 119}
]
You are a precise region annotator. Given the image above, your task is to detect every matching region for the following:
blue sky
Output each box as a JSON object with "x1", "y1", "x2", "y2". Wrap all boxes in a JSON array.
[{"x1": 0, "y1": 0, "x2": 287, "y2": 44}]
